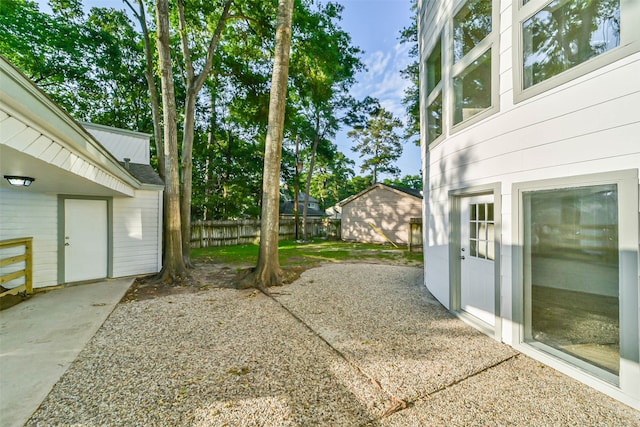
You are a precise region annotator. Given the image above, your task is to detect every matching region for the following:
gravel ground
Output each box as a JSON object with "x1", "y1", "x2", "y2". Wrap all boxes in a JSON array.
[{"x1": 28, "y1": 263, "x2": 639, "y2": 426}]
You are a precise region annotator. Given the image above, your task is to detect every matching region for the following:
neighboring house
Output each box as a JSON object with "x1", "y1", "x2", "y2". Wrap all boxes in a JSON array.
[
  {"x1": 419, "y1": 0, "x2": 639, "y2": 408},
  {"x1": 279, "y1": 191, "x2": 325, "y2": 218},
  {"x1": 279, "y1": 202, "x2": 325, "y2": 218},
  {"x1": 339, "y1": 183, "x2": 422, "y2": 245},
  {"x1": 0, "y1": 56, "x2": 163, "y2": 290}
]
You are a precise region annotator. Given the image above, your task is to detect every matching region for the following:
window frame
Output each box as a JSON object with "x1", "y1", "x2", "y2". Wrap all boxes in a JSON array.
[
  {"x1": 425, "y1": 33, "x2": 445, "y2": 146},
  {"x1": 512, "y1": 169, "x2": 639, "y2": 401},
  {"x1": 513, "y1": 0, "x2": 640, "y2": 103},
  {"x1": 449, "y1": 0, "x2": 501, "y2": 135}
]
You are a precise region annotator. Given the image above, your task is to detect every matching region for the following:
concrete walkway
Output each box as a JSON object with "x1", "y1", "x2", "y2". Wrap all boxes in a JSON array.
[{"x1": 0, "y1": 279, "x2": 133, "y2": 427}]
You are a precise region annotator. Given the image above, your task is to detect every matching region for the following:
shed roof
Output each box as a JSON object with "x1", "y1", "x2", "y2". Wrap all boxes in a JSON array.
[
  {"x1": 338, "y1": 183, "x2": 423, "y2": 207},
  {"x1": 120, "y1": 162, "x2": 164, "y2": 187}
]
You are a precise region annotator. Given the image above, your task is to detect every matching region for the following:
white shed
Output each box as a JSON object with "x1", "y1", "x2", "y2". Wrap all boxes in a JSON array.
[
  {"x1": 0, "y1": 56, "x2": 163, "y2": 291},
  {"x1": 339, "y1": 183, "x2": 422, "y2": 246},
  {"x1": 419, "y1": 0, "x2": 640, "y2": 408}
]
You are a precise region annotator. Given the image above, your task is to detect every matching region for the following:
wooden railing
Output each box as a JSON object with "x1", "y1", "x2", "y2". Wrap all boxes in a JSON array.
[
  {"x1": 191, "y1": 218, "x2": 341, "y2": 249},
  {"x1": 0, "y1": 237, "x2": 33, "y2": 297}
]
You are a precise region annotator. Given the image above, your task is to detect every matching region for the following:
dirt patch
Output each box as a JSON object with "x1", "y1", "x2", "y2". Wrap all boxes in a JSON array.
[
  {"x1": 121, "y1": 255, "x2": 421, "y2": 303},
  {"x1": 121, "y1": 263, "x2": 240, "y2": 302}
]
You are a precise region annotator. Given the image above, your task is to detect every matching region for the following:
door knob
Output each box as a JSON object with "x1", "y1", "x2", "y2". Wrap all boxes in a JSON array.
[
  {"x1": 65, "y1": 243, "x2": 70, "y2": 246},
  {"x1": 460, "y1": 255, "x2": 465, "y2": 260}
]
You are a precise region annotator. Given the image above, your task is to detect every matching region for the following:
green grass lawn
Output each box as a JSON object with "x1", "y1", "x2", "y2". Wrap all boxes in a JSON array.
[{"x1": 192, "y1": 239, "x2": 423, "y2": 268}]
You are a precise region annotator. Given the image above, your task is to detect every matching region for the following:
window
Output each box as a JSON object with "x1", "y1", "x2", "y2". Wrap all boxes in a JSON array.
[
  {"x1": 426, "y1": 38, "x2": 442, "y2": 95},
  {"x1": 426, "y1": 36, "x2": 443, "y2": 142},
  {"x1": 524, "y1": 185, "x2": 619, "y2": 376},
  {"x1": 422, "y1": 0, "x2": 499, "y2": 146},
  {"x1": 469, "y1": 202, "x2": 495, "y2": 260},
  {"x1": 454, "y1": 0, "x2": 493, "y2": 62},
  {"x1": 523, "y1": 0, "x2": 620, "y2": 89},
  {"x1": 515, "y1": 170, "x2": 639, "y2": 391},
  {"x1": 515, "y1": 0, "x2": 639, "y2": 100},
  {"x1": 427, "y1": 93, "x2": 443, "y2": 142},
  {"x1": 454, "y1": 50, "x2": 492, "y2": 124},
  {"x1": 451, "y1": 0, "x2": 497, "y2": 128}
]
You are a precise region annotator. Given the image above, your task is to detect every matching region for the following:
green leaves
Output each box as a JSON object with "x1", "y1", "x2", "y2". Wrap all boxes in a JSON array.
[{"x1": 348, "y1": 107, "x2": 404, "y2": 184}]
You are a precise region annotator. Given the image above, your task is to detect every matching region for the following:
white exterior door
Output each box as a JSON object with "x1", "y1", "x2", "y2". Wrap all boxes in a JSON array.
[
  {"x1": 460, "y1": 195, "x2": 495, "y2": 326},
  {"x1": 64, "y1": 199, "x2": 108, "y2": 282}
]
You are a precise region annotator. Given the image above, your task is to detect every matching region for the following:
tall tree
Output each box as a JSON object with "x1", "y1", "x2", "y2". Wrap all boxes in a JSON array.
[
  {"x1": 289, "y1": 2, "x2": 363, "y2": 240},
  {"x1": 176, "y1": 0, "x2": 232, "y2": 267},
  {"x1": 349, "y1": 107, "x2": 404, "y2": 184},
  {"x1": 244, "y1": 0, "x2": 295, "y2": 289},
  {"x1": 155, "y1": 0, "x2": 187, "y2": 281}
]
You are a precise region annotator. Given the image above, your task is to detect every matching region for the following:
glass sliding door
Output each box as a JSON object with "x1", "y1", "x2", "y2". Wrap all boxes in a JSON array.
[{"x1": 523, "y1": 184, "x2": 619, "y2": 377}]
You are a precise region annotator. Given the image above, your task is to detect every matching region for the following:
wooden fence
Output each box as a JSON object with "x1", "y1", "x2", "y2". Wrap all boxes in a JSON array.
[
  {"x1": 0, "y1": 237, "x2": 33, "y2": 297},
  {"x1": 191, "y1": 218, "x2": 341, "y2": 249}
]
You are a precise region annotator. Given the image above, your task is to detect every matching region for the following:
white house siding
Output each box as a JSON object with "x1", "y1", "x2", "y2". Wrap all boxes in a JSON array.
[
  {"x1": 341, "y1": 187, "x2": 422, "y2": 245},
  {"x1": 420, "y1": 0, "x2": 640, "y2": 408},
  {"x1": 83, "y1": 123, "x2": 150, "y2": 165},
  {"x1": 0, "y1": 189, "x2": 58, "y2": 289},
  {"x1": 112, "y1": 190, "x2": 162, "y2": 277}
]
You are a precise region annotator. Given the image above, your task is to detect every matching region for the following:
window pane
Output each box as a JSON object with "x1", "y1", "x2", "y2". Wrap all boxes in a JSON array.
[
  {"x1": 523, "y1": 0, "x2": 620, "y2": 88},
  {"x1": 427, "y1": 38, "x2": 442, "y2": 95},
  {"x1": 454, "y1": 50, "x2": 492, "y2": 125},
  {"x1": 471, "y1": 203, "x2": 477, "y2": 220},
  {"x1": 471, "y1": 239, "x2": 477, "y2": 256},
  {"x1": 487, "y1": 229, "x2": 495, "y2": 260},
  {"x1": 427, "y1": 93, "x2": 443, "y2": 142},
  {"x1": 454, "y1": 0, "x2": 492, "y2": 63},
  {"x1": 524, "y1": 184, "x2": 619, "y2": 375},
  {"x1": 479, "y1": 203, "x2": 486, "y2": 221}
]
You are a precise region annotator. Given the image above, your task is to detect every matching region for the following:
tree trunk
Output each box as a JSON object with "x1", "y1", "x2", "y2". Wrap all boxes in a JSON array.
[
  {"x1": 180, "y1": 89, "x2": 197, "y2": 267},
  {"x1": 203, "y1": 88, "x2": 216, "y2": 221},
  {"x1": 156, "y1": 0, "x2": 187, "y2": 282},
  {"x1": 243, "y1": 0, "x2": 294, "y2": 289},
  {"x1": 177, "y1": 0, "x2": 231, "y2": 269},
  {"x1": 302, "y1": 115, "x2": 321, "y2": 241}
]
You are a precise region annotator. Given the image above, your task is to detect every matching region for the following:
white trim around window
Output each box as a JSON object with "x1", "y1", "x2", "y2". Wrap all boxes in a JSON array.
[
  {"x1": 512, "y1": 169, "x2": 640, "y2": 408},
  {"x1": 513, "y1": 0, "x2": 640, "y2": 103}
]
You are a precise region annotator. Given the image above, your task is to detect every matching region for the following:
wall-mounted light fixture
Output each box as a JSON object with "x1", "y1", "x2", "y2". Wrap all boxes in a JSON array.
[{"x1": 4, "y1": 175, "x2": 35, "y2": 187}]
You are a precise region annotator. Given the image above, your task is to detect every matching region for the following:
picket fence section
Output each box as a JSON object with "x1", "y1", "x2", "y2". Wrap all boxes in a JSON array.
[{"x1": 191, "y1": 218, "x2": 341, "y2": 249}]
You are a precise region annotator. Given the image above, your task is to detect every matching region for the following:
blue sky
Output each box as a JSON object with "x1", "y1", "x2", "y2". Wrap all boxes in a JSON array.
[
  {"x1": 36, "y1": 0, "x2": 420, "y2": 178},
  {"x1": 335, "y1": 0, "x2": 420, "y2": 178}
]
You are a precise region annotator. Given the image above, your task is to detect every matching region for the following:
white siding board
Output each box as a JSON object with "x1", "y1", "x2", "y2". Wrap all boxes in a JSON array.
[
  {"x1": 2, "y1": 124, "x2": 40, "y2": 151},
  {"x1": 85, "y1": 127, "x2": 149, "y2": 164},
  {"x1": 0, "y1": 116, "x2": 28, "y2": 146},
  {"x1": 51, "y1": 147, "x2": 72, "y2": 169},
  {"x1": 40, "y1": 143, "x2": 62, "y2": 163},
  {"x1": 24, "y1": 135, "x2": 54, "y2": 158},
  {"x1": 0, "y1": 189, "x2": 58, "y2": 288},
  {"x1": 112, "y1": 191, "x2": 161, "y2": 277}
]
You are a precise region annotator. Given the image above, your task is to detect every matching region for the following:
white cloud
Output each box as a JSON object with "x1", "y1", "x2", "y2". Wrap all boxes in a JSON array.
[
  {"x1": 352, "y1": 41, "x2": 413, "y2": 120},
  {"x1": 364, "y1": 50, "x2": 391, "y2": 77}
]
